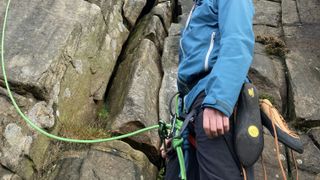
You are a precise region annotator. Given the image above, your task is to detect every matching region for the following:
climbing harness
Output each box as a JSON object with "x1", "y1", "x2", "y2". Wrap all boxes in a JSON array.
[{"x1": 1, "y1": 1, "x2": 189, "y2": 179}]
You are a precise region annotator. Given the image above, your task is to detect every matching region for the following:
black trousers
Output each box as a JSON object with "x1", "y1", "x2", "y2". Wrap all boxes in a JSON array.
[{"x1": 165, "y1": 92, "x2": 253, "y2": 180}]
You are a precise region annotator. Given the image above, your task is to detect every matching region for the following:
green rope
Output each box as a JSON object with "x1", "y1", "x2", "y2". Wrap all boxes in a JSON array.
[
  {"x1": 1, "y1": 1, "x2": 187, "y2": 178},
  {"x1": 176, "y1": 146, "x2": 187, "y2": 180},
  {"x1": 0, "y1": 0, "x2": 161, "y2": 143}
]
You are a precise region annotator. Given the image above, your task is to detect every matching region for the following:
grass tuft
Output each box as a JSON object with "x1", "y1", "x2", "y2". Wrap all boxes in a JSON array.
[
  {"x1": 259, "y1": 93, "x2": 275, "y2": 104},
  {"x1": 60, "y1": 106, "x2": 111, "y2": 140},
  {"x1": 256, "y1": 35, "x2": 289, "y2": 58},
  {"x1": 60, "y1": 120, "x2": 111, "y2": 140}
]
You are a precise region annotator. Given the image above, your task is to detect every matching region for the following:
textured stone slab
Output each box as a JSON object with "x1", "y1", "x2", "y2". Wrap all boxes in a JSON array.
[
  {"x1": 254, "y1": 25, "x2": 282, "y2": 37},
  {"x1": 290, "y1": 134, "x2": 320, "y2": 179},
  {"x1": 159, "y1": 24, "x2": 181, "y2": 123},
  {"x1": 253, "y1": 0, "x2": 281, "y2": 27},
  {"x1": 282, "y1": 0, "x2": 300, "y2": 25},
  {"x1": 254, "y1": 133, "x2": 288, "y2": 180},
  {"x1": 123, "y1": 0, "x2": 147, "y2": 27},
  {"x1": 168, "y1": 23, "x2": 183, "y2": 36},
  {"x1": 90, "y1": 0, "x2": 131, "y2": 100},
  {"x1": 0, "y1": 92, "x2": 41, "y2": 179},
  {"x1": 0, "y1": 0, "x2": 132, "y2": 130},
  {"x1": 0, "y1": 0, "x2": 100, "y2": 98},
  {"x1": 0, "y1": 167, "x2": 22, "y2": 180},
  {"x1": 45, "y1": 141, "x2": 157, "y2": 180},
  {"x1": 291, "y1": 169, "x2": 320, "y2": 180},
  {"x1": 106, "y1": 10, "x2": 167, "y2": 162},
  {"x1": 106, "y1": 39, "x2": 162, "y2": 161},
  {"x1": 309, "y1": 127, "x2": 320, "y2": 145},
  {"x1": 249, "y1": 43, "x2": 286, "y2": 111},
  {"x1": 152, "y1": 1, "x2": 173, "y2": 32},
  {"x1": 296, "y1": 0, "x2": 320, "y2": 24},
  {"x1": 284, "y1": 24, "x2": 320, "y2": 123}
]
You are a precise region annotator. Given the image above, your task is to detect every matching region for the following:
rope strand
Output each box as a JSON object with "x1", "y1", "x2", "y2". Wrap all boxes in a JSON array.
[{"x1": 269, "y1": 108, "x2": 287, "y2": 180}]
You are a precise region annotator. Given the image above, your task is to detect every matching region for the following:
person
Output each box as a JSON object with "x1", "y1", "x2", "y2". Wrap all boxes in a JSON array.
[{"x1": 162, "y1": 0, "x2": 255, "y2": 179}]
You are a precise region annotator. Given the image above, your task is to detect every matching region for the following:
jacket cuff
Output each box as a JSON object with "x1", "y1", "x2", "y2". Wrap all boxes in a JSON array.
[{"x1": 202, "y1": 96, "x2": 233, "y2": 117}]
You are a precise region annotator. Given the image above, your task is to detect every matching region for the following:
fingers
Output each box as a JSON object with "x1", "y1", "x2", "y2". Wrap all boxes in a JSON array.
[
  {"x1": 203, "y1": 108, "x2": 230, "y2": 138},
  {"x1": 216, "y1": 113, "x2": 224, "y2": 135},
  {"x1": 209, "y1": 111, "x2": 218, "y2": 137},
  {"x1": 160, "y1": 139, "x2": 172, "y2": 159},
  {"x1": 203, "y1": 109, "x2": 213, "y2": 138},
  {"x1": 160, "y1": 144, "x2": 166, "y2": 158},
  {"x1": 223, "y1": 116, "x2": 230, "y2": 133}
]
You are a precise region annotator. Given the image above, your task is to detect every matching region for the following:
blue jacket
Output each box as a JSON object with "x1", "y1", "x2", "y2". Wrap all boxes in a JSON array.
[{"x1": 178, "y1": 0, "x2": 255, "y2": 117}]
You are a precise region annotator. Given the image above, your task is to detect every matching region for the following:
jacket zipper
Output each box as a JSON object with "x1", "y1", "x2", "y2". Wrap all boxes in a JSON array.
[{"x1": 204, "y1": 31, "x2": 216, "y2": 72}]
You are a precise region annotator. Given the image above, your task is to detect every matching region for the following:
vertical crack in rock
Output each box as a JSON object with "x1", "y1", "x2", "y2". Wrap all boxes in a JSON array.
[
  {"x1": 171, "y1": 0, "x2": 181, "y2": 23},
  {"x1": 138, "y1": 0, "x2": 157, "y2": 20},
  {"x1": 308, "y1": 131, "x2": 320, "y2": 151},
  {"x1": 121, "y1": 4, "x2": 132, "y2": 30},
  {"x1": 294, "y1": 0, "x2": 302, "y2": 25}
]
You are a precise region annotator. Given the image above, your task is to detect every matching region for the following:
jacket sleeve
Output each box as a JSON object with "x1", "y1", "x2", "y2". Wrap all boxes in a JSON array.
[{"x1": 201, "y1": 0, "x2": 255, "y2": 117}]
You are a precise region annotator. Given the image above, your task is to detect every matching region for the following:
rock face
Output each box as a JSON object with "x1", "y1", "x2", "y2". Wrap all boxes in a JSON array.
[
  {"x1": 251, "y1": 0, "x2": 320, "y2": 179},
  {"x1": 159, "y1": 24, "x2": 181, "y2": 123},
  {"x1": 282, "y1": 0, "x2": 320, "y2": 125},
  {"x1": 0, "y1": 0, "x2": 172, "y2": 179},
  {"x1": 160, "y1": 0, "x2": 320, "y2": 179},
  {"x1": 249, "y1": 43, "x2": 286, "y2": 111},
  {"x1": 1, "y1": 0, "x2": 320, "y2": 179},
  {"x1": 44, "y1": 141, "x2": 157, "y2": 180},
  {"x1": 292, "y1": 134, "x2": 320, "y2": 179},
  {"x1": 106, "y1": 3, "x2": 171, "y2": 162},
  {"x1": 254, "y1": 131, "x2": 288, "y2": 180},
  {"x1": 254, "y1": 0, "x2": 281, "y2": 27}
]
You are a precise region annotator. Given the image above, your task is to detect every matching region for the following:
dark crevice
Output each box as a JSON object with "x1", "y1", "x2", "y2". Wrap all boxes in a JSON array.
[
  {"x1": 308, "y1": 132, "x2": 320, "y2": 151},
  {"x1": 253, "y1": 23, "x2": 279, "y2": 28},
  {"x1": 279, "y1": 6, "x2": 294, "y2": 177},
  {"x1": 121, "y1": 5, "x2": 132, "y2": 31},
  {"x1": 279, "y1": 17, "x2": 292, "y2": 121},
  {"x1": 83, "y1": 0, "x2": 103, "y2": 8},
  {"x1": 120, "y1": 137, "x2": 161, "y2": 168},
  {"x1": 0, "y1": 164, "x2": 16, "y2": 174},
  {"x1": 294, "y1": 0, "x2": 302, "y2": 25},
  {"x1": 279, "y1": 6, "x2": 294, "y2": 123},
  {"x1": 285, "y1": 147, "x2": 293, "y2": 178},
  {"x1": 117, "y1": 121, "x2": 161, "y2": 167},
  {"x1": 154, "y1": 14, "x2": 169, "y2": 35},
  {"x1": 24, "y1": 155, "x2": 38, "y2": 174},
  {"x1": 0, "y1": 82, "x2": 44, "y2": 104},
  {"x1": 103, "y1": 37, "x2": 130, "y2": 103},
  {"x1": 137, "y1": 0, "x2": 157, "y2": 21},
  {"x1": 283, "y1": 65, "x2": 292, "y2": 120},
  {"x1": 266, "y1": 0, "x2": 281, "y2": 4},
  {"x1": 296, "y1": 119, "x2": 320, "y2": 129},
  {"x1": 171, "y1": 0, "x2": 182, "y2": 23},
  {"x1": 104, "y1": 1, "x2": 159, "y2": 100},
  {"x1": 92, "y1": 169, "x2": 101, "y2": 180}
]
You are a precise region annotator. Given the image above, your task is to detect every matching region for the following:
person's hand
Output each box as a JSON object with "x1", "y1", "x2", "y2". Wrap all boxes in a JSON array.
[
  {"x1": 160, "y1": 139, "x2": 171, "y2": 159},
  {"x1": 203, "y1": 108, "x2": 229, "y2": 138}
]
